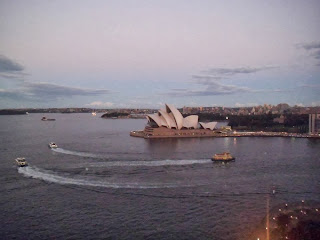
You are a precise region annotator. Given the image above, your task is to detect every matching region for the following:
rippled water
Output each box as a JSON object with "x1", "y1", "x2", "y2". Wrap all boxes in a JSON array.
[{"x1": 1, "y1": 113, "x2": 319, "y2": 239}]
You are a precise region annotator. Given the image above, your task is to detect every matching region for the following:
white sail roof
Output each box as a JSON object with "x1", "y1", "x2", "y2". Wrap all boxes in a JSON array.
[
  {"x1": 159, "y1": 109, "x2": 176, "y2": 129},
  {"x1": 147, "y1": 104, "x2": 203, "y2": 130},
  {"x1": 158, "y1": 114, "x2": 169, "y2": 127},
  {"x1": 165, "y1": 104, "x2": 184, "y2": 130},
  {"x1": 199, "y1": 122, "x2": 218, "y2": 130},
  {"x1": 147, "y1": 114, "x2": 162, "y2": 127},
  {"x1": 183, "y1": 115, "x2": 199, "y2": 129}
]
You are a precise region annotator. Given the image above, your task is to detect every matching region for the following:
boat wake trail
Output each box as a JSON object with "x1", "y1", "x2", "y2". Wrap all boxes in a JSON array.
[
  {"x1": 52, "y1": 148, "x2": 100, "y2": 158},
  {"x1": 90, "y1": 159, "x2": 211, "y2": 167},
  {"x1": 51, "y1": 148, "x2": 211, "y2": 166},
  {"x1": 18, "y1": 166, "x2": 198, "y2": 189}
]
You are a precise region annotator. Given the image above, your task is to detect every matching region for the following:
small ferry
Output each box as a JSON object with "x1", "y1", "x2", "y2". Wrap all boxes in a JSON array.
[
  {"x1": 91, "y1": 112, "x2": 97, "y2": 116},
  {"x1": 211, "y1": 152, "x2": 235, "y2": 162},
  {"x1": 48, "y1": 142, "x2": 58, "y2": 148},
  {"x1": 15, "y1": 157, "x2": 28, "y2": 167}
]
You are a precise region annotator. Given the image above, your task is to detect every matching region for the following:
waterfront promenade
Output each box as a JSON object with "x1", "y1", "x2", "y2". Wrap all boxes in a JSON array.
[{"x1": 130, "y1": 128, "x2": 320, "y2": 139}]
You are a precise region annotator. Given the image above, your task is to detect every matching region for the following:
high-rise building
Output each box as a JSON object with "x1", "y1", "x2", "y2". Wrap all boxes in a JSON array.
[{"x1": 309, "y1": 113, "x2": 320, "y2": 134}]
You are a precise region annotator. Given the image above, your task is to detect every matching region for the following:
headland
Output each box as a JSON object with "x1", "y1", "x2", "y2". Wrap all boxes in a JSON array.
[{"x1": 130, "y1": 103, "x2": 320, "y2": 139}]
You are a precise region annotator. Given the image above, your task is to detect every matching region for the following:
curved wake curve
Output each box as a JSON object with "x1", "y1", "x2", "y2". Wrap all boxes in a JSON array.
[
  {"x1": 90, "y1": 159, "x2": 211, "y2": 167},
  {"x1": 18, "y1": 166, "x2": 198, "y2": 189},
  {"x1": 52, "y1": 148, "x2": 99, "y2": 158},
  {"x1": 51, "y1": 148, "x2": 211, "y2": 167}
]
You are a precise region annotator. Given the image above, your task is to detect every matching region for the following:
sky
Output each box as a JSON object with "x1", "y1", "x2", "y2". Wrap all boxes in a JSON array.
[{"x1": 0, "y1": 0, "x2": 320, "y2": 109}]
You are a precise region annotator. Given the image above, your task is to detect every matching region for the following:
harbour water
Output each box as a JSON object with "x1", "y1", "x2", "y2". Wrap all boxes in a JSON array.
[{"x1": 1, "y1": 113, "x2": 319, "y2": 239}]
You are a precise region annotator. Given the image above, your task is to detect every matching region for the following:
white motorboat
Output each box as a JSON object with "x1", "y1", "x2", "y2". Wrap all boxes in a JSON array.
[
  {"x1": 49, "y1": 142, "x2": 58, "y2": 148},
  {"x1": 15, "y1": 157, "x2": 28, "y2": 167}
]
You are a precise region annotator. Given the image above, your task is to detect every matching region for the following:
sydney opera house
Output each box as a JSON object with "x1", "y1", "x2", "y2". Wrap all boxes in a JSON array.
[{"x1": 130, "y1": 104, "x2": 223, "y2": 138}]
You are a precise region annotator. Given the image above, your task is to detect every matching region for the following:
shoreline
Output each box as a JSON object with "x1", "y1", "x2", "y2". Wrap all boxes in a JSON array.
[{"x1": 130, "y1": 128, "x2": 320, "y2": 139}]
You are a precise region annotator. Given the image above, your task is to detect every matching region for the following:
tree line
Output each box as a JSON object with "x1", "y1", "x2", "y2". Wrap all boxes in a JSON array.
[{"x1": 195, "y1": 113, "x2": 309, "y2": 133}]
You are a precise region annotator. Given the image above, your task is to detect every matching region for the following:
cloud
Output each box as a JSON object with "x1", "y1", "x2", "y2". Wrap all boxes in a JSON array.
[
  {"x1": 189, "y1": 66, "x2": 277, "y2": 90},
  {"x1": 300, "y1": 84, "x2": 320, "y2": 89},
  {"x1": 162, "y1": 65, "x2": 280, "y2": 97},
  {"x1": 0, "y1": 55, "x2": 24, "y2": 72},
  {"x1": 0, "y1": 54, "x2": 114, "y2": 105},
  {"x1": 170, "y1": 88, "x2": 188, "y2": 92},
  {"x1": 113, "y1": 99, "x2": 163, "y2": 109},
  {"x1": 297, "y1": 42, "x2": 320, "y2": 64},
  {"x1": 23, "y1": 82, "x2": 112, "y2": 99},
  {"x1": 192, "y1": 75, "x2": 224, "y2": 81},
  {"x1": 1, "y1": 82, "x2": 113, "y2": 103},
  {"x1": 165, "y1": 81, "x2": 252, "y2": 97},
  {"x1": 191, "y1": 75, "x2": 225, "y2": 86},
  {"x1": 269, "y1": 88, "x2": 288, "y2": 93},
  {"x1": 86, "y1": 101, "x2": 114, "y2": 108},
  {"x1": 0, "y1": 54, "x2": 27, "y2": 80},
  {"x1": 235, "y1": 102, "x2": 258, "y2": 107},
  {"x1": 0, "y1": 88, "x2": 28, "y2": 100},
  {"x1": 298, "y1": 42, "x2": 320, "y2": 50},
  {"x1": 203, "y1": 66, "x2": 276, "y2": 76},
  {"x1": 163, "y1": 64, "x2": 288, "y2": 97},
  {"x1": 312, "y1": 49, "x2": 320, "y2": 59}
]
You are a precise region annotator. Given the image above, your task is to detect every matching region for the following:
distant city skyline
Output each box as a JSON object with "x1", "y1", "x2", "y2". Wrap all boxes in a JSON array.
[{"x1": 1, "y1": 0, "x2": 320, "y2": 109}]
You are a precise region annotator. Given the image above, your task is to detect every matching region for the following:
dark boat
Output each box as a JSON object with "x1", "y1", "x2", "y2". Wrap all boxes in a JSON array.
[
  {"x1": 41, "y1": 116, "x2": 55, "y2": 121},
  {"x1": 211, "y1": 152, "x2": 235, "y2": 162}
]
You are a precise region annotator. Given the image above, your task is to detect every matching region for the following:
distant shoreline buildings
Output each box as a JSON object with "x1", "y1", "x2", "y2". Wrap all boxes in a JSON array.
[
  {"x1": 1, "y1": 103, "x2": 319, "y2": 116},
  {"x1": 181, "y1": 103, "x2": 319, "y2": 116},
  {"x1": 309, "y1": 113, "x2": 320, "y2": 134}
]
